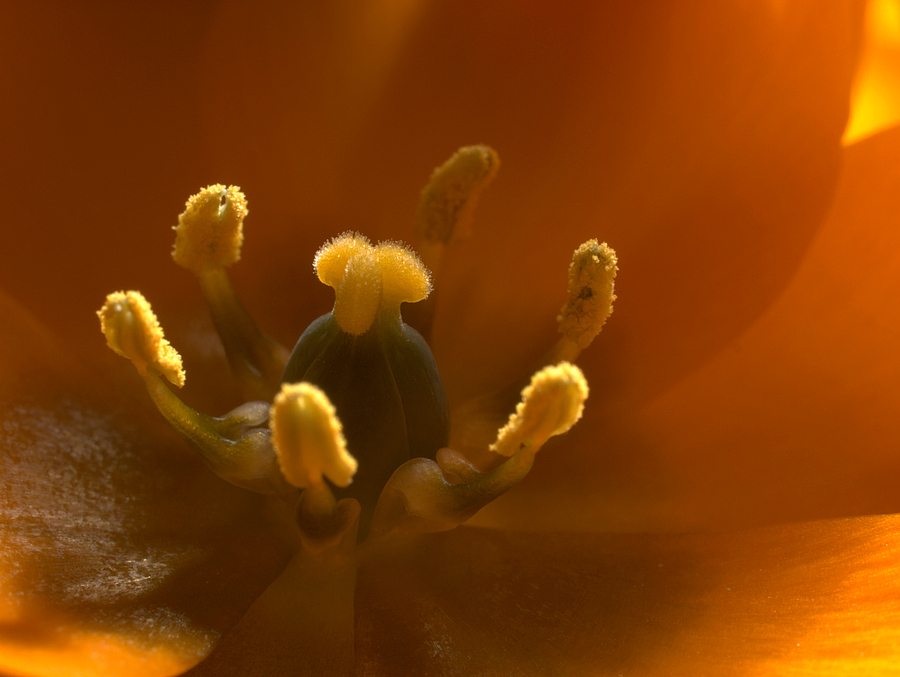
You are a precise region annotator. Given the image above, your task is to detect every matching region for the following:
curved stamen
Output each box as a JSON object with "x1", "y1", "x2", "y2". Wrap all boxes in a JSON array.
[
  {"x1": 370, "y1": 363, "x2": 588, "y2": 540},
  {"x1": 97, "y1": 291, "x2": 285, "y2": 495},
  {"x1": 173, "y1": 184, "x2": 289, "y2": 401}
]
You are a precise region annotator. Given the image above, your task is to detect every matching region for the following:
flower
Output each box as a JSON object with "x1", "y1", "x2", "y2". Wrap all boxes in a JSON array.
[{"x1": 2, "y1": 1, "x2": 900, "y2": 675}]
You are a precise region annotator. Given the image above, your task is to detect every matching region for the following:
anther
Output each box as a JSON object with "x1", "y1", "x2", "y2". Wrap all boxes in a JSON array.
[
  {"x1": 172, "y1": 184, "x2": 246, "y2": 272},
  {"x1": 270, "y1": 383, "x2": 358, "y2": 490},
  {"x1": 408, "y1": 146, "x2": 499, "y2": 339},
  {"x1": 554, "y1": 239, "x2": 618, "y2": 360},
  {"x1": 489, "y1": 362, "x2": 588, "y2": 457},
  {"x1": 415, "y1": 145, "x2": 500, "y2": 248},
  {"x1": 97, "y1": 290, "x2": 185, "y2": 387}
]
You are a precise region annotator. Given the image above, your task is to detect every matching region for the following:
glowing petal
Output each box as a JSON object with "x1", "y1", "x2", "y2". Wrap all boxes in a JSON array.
[
  {"x1": 476, "y1": 125, "x2": 900, "y2": 533},
  {"x1": 358, "y1": 515, "x2": 900, "y2": 675},
  {"x1": 844, "y1": 0, "x2": 900, "y2": 143}
]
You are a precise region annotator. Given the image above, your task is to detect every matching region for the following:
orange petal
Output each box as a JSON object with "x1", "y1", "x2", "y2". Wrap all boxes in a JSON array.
[
  {"x1": 845, "y1": 0, "x2": 900, "y2": 143},
  {"x1": 353, "y1": 1, "x2": 864, "y2": 403},
  {"x1": 476, "y1": 124, "x2": 900, "y2": 533},
  {"x1": 358, "y1": 515, "x2": 900, "y2": 675},
  {"x1": 0, "y1": 290, "x2": 296, "y2": 676},
  {"x1": 187, "y1": 2, "x2": 865, "y2": 403},
  {"x1": 642, "y1": 124, "x2": 900, "y2": 530}
]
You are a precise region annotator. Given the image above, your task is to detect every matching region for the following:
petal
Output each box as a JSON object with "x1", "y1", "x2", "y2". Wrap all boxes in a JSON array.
[
  {"x1": 429, "y1": 0, "x2": 864, "y2": 403},
  {"x1": 0, "y1": 3, "x2": 219, "y2": 335},
  {"x1": 0, "y1": 291, "x2": 296, "y2": 677},
  {"x1": 845, "y1": 0, "x2": 900, "y2": 143},
  {"x1": 1, "y1": 2, "x2": 865, "y2": 404},
  {"x1": 357, "y1": 516, "x2": 900, "y2": 676},
  {"x1": 478, "y1": 124, "x2": 900, "y2": 533},
  {"x1": 352, "y1": 1, "x2": 864, "y2": 402},
  {"x1": 191, "y1": 1, "x2": 864, "y2": 415}
]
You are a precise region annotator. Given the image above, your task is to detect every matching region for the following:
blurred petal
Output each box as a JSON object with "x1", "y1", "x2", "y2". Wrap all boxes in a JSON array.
[
  {"x1": 478, "y1": 124, "x2": 900, "y2": 533},
  {"x1": 642, "y1": 124, "x2": 900, "y2": 528},
  {"x1": 0, "y1": 2, "x2": 866, "y2": 407},
  {"x1": 195, "y1": 1, "x2": 864, "y2": 404},
  {"x1": 0, "y1": 3, "x2": 220, "y2": 340},
  {"x1": 421, "y1": 0, "x2": 865, "y2": 405},
  {"x1": 358, "y1": 515, "x2": 900, "y2": 676},
  {"x1": 845, "y1": 0, "x2": 900, "y2": 143},
  {"x1": 0, "y1": 291, "x2": 295, "y2": 676}
]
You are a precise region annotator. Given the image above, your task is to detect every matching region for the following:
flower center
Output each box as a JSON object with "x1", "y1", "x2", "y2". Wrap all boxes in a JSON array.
[{"x1": 96, "y1": 145, "x2": 617, "y2": 547}]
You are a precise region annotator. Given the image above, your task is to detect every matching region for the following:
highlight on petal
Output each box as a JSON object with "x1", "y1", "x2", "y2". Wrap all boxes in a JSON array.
[
  {"x1": 472, "y1": 124, "x2": 900, "y2": 534},
  {"x1": 357, "y1": 514, "x2": 900, "y2": 676},
  {"x1": 1, "y1": 291, "x2": 296, "y2": 677},
  {"x1": 844, "y1": 0, "x2": 900, "y2": 143}
]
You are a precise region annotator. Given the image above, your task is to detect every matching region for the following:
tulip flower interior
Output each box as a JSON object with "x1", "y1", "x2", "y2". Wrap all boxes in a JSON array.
[{"x1": 94, "y1": 147, "x2": 617, "y2": 672}]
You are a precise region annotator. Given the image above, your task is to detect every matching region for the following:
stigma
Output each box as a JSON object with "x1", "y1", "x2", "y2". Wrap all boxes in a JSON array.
[{"x1": 96, "y1": 145, "x2": 617, "y2": 550}]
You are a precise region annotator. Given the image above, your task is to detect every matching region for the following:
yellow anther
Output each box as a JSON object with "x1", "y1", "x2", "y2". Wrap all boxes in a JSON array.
[
  {"x1": 557, "y1": 240, "x2": 618, "y2": 350},
  {"x1": 97, "y1": 291, "x2": 185, "y2": 387},
  {"x1": 172, "y1": 184, "x2": 247, "y2": 271},
  {"x1": 489, "y1": 362, "x2": 588, "y2": 457},
  {"x1": 314, "y1": 233, "x2": 431, "y2": 335},
  {"x1": 270, "y1": 383, "x2": 358, "y2": 489},
  {"x1": 415, "y1": 145, "x2": 500, "y2": 244}
]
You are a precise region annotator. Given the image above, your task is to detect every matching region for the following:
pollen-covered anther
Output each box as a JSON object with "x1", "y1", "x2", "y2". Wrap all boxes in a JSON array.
[
  {"x1": 172, "y1": 184, "x2": 247, "y2": 272},
  {"x1": 415, "y1": 145, "x2": 500, "y2": 244},
  {"x1": 97, "y1": 291, "x2": 185, "y2": 387},
  {"x1": 314, "y1": 232, "x2": 431, "y2": 335},
  {"x1": 490, "y1": 362, "x2": 588, "y2": 457},
  {"x1": 557, "y1": 240, "x2": 618, "y2": 351},
  {"x1": 270, "y1": 382, "x2": 358, "y2": 489}
]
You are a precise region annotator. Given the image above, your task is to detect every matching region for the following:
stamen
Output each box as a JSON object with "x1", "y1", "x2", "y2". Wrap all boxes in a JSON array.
[
  {"x1": 314, "y1": 233, "x2": 431, "y2": 334},
  {"x1": 269, "y1": 383, "x2": 358, "y2": 489},
  {"x1": 409, "y1": 145, "x2": 499, "y2": 340},
  {"x1": 97, "y1": 291, "x2": 285, "y2": 495},
  {"x1": 370, "y1": 363, "x2": 588, "y2": 540},
  {"x1": 172, "y1": 185, "x2": 289, "y2": 401},
  {"x1": 97, "y1": 291, "x2": 184, "y2": 387},
  {"x1": 489, "y1": 362, "x2": 588, "y2": 457}
]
